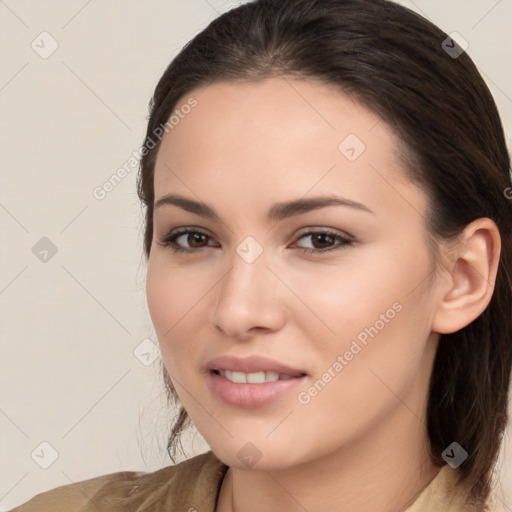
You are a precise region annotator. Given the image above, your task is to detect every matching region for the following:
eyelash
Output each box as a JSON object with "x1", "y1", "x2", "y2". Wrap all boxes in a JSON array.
[{"x1": 157, "y1": 228, "x2": 353, "y2": 254}]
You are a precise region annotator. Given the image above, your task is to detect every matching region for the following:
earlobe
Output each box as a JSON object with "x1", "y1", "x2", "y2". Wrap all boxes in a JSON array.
[{"x1": 431, "y1": 218, "x2": 501, "y2": 335}]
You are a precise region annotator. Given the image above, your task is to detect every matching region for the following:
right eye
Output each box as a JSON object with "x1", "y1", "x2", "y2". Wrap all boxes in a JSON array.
[{"x1": 157, "y1": 228, "x2": 217, "y2": 254}]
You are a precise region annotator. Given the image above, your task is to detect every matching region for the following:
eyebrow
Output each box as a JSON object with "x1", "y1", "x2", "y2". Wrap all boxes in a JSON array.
[{"x1": 154, "y1": 194, "x2": 374, "y2": 222}]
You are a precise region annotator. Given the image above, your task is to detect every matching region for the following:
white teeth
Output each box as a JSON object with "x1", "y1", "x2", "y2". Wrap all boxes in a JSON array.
[
  {"x1": 231, "y1": 371, "x2": 247, "y2": 383},
  {"x1": 265, "y1": 371, "x2": 280, "y2": 382},
  {"x1": 218, "y1": 370, "x2": 293, "y2": 383},
  {"x1": 247, "y1": 371, "x2": 265, "y2": 384}
]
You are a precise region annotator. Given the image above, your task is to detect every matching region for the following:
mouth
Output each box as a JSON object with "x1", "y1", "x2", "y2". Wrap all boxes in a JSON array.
[
  {"x1": 211, "y1": 369, "x2": 306, "y2": 383},
  {"x1": 206, "y1": 355, "x2": 308, "y2": 408},
  {"x1": 206, "y1": 354, "x2": 307, "y2": 377}
]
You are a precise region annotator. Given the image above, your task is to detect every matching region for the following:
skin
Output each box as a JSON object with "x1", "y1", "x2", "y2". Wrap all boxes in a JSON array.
[{"x1": 146, "y1": 78, "x2": 500, "y2": 512}]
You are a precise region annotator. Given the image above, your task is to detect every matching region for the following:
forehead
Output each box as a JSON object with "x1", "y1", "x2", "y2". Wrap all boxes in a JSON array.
[
  {"x1": 157, "y1": 77, "x2": 389, "y2": 166},
  {"x1": 153, "y1": 77, "x2": 422, "y2": 221}
]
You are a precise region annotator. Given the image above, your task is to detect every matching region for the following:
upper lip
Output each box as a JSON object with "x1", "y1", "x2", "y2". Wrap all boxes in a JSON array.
[{"x1": 207, "y1": 355, "x2": 306, "y2": 377}]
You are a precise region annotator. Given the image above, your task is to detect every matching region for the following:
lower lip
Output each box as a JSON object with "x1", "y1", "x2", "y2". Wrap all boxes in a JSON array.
[{"x1": 208, "y1": 372, "x2": 306, "y2": 409}]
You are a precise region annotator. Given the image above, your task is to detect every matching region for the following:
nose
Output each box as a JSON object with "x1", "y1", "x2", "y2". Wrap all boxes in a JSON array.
[{"x1": 210, "y1": 246, "x2": 287, "y2": 340}]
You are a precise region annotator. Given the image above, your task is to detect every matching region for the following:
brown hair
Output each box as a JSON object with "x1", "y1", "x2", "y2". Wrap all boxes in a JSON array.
[{"x1": 137, "y1": 0, "x2": 512, "y2": 507}]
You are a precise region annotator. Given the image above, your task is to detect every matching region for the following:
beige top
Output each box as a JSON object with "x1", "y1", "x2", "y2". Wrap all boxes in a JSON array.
[{"x1": 11, "y1": 450, "x2": 477, "y2": 511}]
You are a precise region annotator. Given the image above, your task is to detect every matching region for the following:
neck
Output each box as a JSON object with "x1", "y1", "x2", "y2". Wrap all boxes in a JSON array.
[{"x1": 217, "y1": 400, "x2": 440, "y2": 512}]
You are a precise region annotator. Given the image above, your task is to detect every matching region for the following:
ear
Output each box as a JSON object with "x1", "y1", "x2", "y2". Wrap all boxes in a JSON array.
[{"x1": 431, "y1": 218, "x2": 501, "y2": 334}]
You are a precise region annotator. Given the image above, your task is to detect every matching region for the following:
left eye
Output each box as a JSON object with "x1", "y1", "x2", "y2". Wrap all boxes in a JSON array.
[{"x1": 292, "y1": 230, "x2": 353, "y2": 253}]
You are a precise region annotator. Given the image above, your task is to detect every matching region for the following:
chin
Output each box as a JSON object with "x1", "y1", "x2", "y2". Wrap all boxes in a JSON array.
[{"x1": 206, "y1": 436, "x2": 303, "y2": 471}]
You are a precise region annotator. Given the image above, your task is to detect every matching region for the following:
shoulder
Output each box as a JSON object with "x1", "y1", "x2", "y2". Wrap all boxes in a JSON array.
[{"x1": 10, "y1": 450, "x2": 228, "y2": 512}]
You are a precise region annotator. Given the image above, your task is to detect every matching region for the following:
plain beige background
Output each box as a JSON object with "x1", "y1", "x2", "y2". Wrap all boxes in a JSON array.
[{"x1": 1, "y1": 0, "x2": 511, "y2": 510}]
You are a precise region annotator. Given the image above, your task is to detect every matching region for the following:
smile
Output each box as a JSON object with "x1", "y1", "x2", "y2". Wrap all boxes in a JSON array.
[
  {"x1": 215, "y1": 369, "x2": 299, "y2": 383},
  {"x1": 208, "y1": 369, "x2": 307, "y2": 408}
]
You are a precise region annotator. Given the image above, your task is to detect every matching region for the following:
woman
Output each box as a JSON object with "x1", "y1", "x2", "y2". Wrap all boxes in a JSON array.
[{"x1": 12, "y1": 0, "x2": 512, "y2": 510}]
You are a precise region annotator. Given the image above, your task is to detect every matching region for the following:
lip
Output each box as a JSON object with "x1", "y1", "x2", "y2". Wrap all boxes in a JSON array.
[
  {"x1": 207, "y1": 355, "x2": 306, "y2": 376},
  {"x1": 206, "y1": 355, "x2": 307, "y2": 409}
]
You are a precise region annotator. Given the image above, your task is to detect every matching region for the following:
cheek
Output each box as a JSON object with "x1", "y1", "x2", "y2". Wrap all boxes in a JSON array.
[
  {"x1": 146, "y1": 253, "x2": 211, "y2": 326},
  {"x1": 296, "y1": 265, "x2": 434, "y2": 419},
  {"x1": 288, "y1": 249, "x2": 434, "y2": 397},
  {"x1": 281, "y1": 254, "x2": 409, "y2": 346},
  {"x1": 146, "y1": 258, "x2": 204, "y2": 359}
]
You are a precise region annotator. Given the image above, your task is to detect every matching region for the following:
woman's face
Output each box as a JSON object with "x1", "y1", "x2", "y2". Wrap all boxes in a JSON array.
[{"x1": 146, "y1": 78, "x2": 442, "y2": 470}]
